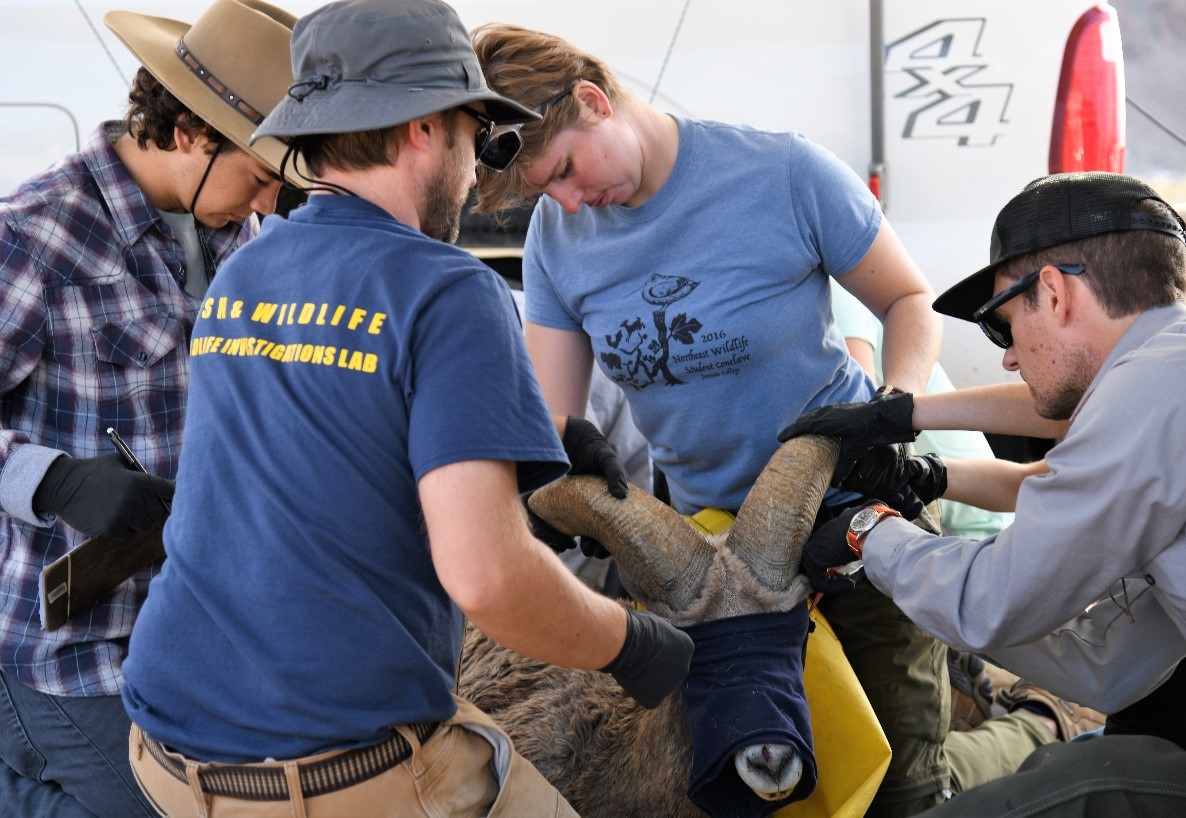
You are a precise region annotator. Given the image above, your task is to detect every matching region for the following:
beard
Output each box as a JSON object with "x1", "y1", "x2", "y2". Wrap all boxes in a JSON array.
[
  {"x1": 419, "y1": 132, "x2": 471, "y2": 244},
  {"x1": 1031, "y1": 345, "x2": 1096, "y2": 420}
]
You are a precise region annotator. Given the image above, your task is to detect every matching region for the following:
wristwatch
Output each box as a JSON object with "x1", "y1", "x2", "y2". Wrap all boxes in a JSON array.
[{"x1": 846, "y1": 504, "x2": 902, "y2": 557}]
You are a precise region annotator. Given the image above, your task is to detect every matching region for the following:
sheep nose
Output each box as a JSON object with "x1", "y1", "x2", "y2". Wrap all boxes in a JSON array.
[{"x1": 734, "y1": 744, "x2": 804, "y2": 801}]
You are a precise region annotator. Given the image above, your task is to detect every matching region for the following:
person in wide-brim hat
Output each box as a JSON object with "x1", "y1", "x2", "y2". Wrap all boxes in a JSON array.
[
  {"x1": 105, "y1": 0, "x2": 297, "y2": 175},
  {"x1": 251, "y1": 0, "x2": 540, "y2": 188},
  {"x1": 115, "y1": 3, "x2": 693, "y2": 817},
  {"x1": 0, "y1": 2, "x2": 304, "y2": 816}
]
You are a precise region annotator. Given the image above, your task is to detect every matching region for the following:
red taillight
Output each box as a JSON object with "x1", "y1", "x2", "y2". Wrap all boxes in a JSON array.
[{"x1": 1049, "y1": 4, "x2": 1126, "y2": 173}]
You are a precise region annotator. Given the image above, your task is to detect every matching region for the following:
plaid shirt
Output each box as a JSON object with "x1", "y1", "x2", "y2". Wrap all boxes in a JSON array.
[{"x1": 0, "y1": 123, "x2": 254, "y2": 696}]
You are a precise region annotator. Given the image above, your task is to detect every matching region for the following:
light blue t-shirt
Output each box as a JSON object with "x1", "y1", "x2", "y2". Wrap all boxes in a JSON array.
[
  {"x1": 525, "y1": 118, "x2": 879, "y2": 513},
  {"x1": 122, "y1": 196, "x2": 567, "y2": 762}
]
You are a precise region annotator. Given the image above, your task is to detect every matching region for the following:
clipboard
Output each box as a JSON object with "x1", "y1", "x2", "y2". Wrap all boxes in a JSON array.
[{"x1": 38, "y1": 522, "x2": 165, "y2": 631}]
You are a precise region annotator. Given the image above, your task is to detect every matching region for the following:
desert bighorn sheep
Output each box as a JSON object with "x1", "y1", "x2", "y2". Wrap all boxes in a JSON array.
[{"x1": 458, "y1": 434, "x2": 839, "y2": 818}]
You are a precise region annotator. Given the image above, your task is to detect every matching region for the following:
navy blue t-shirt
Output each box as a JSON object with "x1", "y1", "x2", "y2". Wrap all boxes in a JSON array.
[{"x1": 122, "y1": 196, "x2": 567, "y2": 762}]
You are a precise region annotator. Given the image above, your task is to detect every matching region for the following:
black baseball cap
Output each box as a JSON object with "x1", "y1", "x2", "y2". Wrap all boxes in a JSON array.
[{"x1": 933, "y1": 172, "x2": 1186, "y2": 323}]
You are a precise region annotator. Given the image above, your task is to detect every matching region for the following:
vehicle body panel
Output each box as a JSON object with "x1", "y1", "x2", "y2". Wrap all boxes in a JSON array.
[{"x1": 0, "y1": 0, "x2": 1120, "y2": 387}]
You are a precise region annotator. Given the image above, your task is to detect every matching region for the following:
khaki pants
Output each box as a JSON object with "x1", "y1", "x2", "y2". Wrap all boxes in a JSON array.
[
  {"x1": 129, "y1": 697, "x2": 576, "y2": 818},
  {"x1": 945, "y1": 710, "x2": 1052, "y2": 795}
]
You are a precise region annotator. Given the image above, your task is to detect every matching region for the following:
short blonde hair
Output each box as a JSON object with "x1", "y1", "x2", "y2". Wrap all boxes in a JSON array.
[{"x1": 471, "y1": 24, "x2": 625, "y2": 215}]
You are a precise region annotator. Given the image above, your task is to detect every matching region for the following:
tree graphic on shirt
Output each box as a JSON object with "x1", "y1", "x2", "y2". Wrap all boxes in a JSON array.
[{"x1": 602, "y1": 274, "x2": 701, "y2": 388}]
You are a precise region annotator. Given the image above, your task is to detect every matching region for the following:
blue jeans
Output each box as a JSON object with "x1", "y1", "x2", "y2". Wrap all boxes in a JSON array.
[{"x1": 0, "y1": 668, "x2": 156, "y2": 817}]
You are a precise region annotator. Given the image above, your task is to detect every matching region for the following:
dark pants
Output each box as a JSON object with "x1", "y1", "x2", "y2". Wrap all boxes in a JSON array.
[
  {"x1": 918, "y1": 735, "x2": 1186, "y2": 817},
  {"x1": 1105, "y1": 660, "x2": 1186, "y2": 749},
  {"x1": 922, "y1": 659, "x2": 1186, "y2": 816},
  {"x1": 821, "y1": 582, "x2": 952, "y2": 816},
  {"x1": 0, "y1": 668, "x2": 156, "y2": 818}
]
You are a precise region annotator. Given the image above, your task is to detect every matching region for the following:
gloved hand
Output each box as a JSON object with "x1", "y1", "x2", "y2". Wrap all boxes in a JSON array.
[
  {"x1": 837, "y1": 447, "x2": 947, "y2": 519},
  {"x1": 901, "y1": 452, "x2": 947, "y2": 504},
  {"x1": 562, "y1": 416, "x2": 629, "y2": 499},
  {"x1": 777, "y1": 391, "x2": 918, "y2": 484},
  {"x1": 33, "y1": 453, "x2": 174, "y2": 539},
  {"x1": 600, "y1": 608, "x2": 694, "y2": 708},
  {"x1": 800, "y1": 502, "x2": 877, "y2": 595},
  {"x1": 525, "y1": 500, "x2": 612, "y2": 559},
  {"x1": 579, "y1": 536, "x2": 610, "y2": 559},
  {"x1": 526, "y1": 503, "x2": 578, "y2": 553}
]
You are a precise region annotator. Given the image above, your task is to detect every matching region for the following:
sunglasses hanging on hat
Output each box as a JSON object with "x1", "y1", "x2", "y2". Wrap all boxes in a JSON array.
[
  {"x1": 277, "y1": 104, "x2": 525, "y2": 197},
  {"x1": 458, "y1": 106, "x2": 523, "y2": 171}
]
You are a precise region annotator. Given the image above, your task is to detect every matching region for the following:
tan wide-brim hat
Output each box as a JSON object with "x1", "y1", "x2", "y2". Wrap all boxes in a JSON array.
[{"x1": 104, "y1": 0, "x2": 296, "y2": 175}]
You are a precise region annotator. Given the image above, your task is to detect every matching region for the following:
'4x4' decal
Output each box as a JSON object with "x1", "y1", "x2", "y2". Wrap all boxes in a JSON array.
[{"x1": 886, "y1": 18, "x2": 1014, "y2": 147}]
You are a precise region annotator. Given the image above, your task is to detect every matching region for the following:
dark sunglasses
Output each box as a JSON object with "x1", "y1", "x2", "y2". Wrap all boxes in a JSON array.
[
  {"x1": 457, "y1": 105, "x2": 523, "y2": 172},
  {"x1": 972, "y1": 263, "x2": 1085, "y2": 349}
]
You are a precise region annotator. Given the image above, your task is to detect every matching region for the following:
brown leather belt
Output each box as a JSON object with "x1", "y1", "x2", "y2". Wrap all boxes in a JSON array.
[{"x1": 143, "y1": 722, "x2": 439, "y2": 801}]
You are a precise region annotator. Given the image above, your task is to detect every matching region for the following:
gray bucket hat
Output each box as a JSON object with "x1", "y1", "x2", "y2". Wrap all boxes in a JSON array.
[{"x1": 252, "y1": 0, "x2": 539, "y2": 142}]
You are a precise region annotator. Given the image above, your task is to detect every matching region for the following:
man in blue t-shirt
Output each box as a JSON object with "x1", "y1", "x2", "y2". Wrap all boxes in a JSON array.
[{"x1": 119, "y1": 2, "x2": 692, "y2": 816}]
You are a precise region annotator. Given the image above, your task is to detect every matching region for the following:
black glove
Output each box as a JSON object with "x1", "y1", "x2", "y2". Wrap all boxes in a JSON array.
[
  {"x1": 777, "y1": 391, "x2": 918, "y2": 484},
  {"x1": 578, "y1": 536, "x2": 610, "y2": 559},
  {"x1": 880, "y1": 486, "x2": 926, "y2": 522},
  {"x1": 600, "y1": 608, "x2": 693, "y2": 708},
  {"x1": 902, "y1": 453, "x2": 947, "y2": 505},
  {"x1": 562, "y1": 416, "x2": 629, "y2": 499},
  {"x1": 526, "y1": 503, "x2": 578, "y2": 553},
  {"x1": 800, "y1": 502, "x2": 877, "y2": 596},
  {"x1": 837, "y1": 446, "x2": 947, "y2": 519},
  {"x1": 33, "y1": 453, "x2": 174, "y2": 539},
  {"x1": 525, "y1": 499, "x2": 610, "y2": 558}
]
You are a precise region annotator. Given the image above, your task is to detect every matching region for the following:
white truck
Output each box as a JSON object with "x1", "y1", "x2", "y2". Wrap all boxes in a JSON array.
[{"x1": 1, "y1": 0, "x2": 1125, "y2": 391}]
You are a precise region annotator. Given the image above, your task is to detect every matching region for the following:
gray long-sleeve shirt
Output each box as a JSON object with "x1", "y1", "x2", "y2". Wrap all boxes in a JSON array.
[{"x1": 863, "y1": 303, "x2": 1186, "y2": 713}]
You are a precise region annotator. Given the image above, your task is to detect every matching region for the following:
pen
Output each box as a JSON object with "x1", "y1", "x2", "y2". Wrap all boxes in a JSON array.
[
  {"x1": 106, "y1": 427, "x2": 148, "y2": 474},
  {"x1": 106, "y1": 427, "x2": 171, "y2": 512}
]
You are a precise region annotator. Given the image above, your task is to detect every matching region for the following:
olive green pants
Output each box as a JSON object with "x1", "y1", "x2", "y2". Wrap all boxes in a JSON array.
[{"x1": 821, "y1": 583, "x2": 1052, "y2": 817}]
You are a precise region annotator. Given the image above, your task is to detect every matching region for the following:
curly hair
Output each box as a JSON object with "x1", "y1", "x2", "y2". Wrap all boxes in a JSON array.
[
  {"x1": 998, "y1": 197, "x2": 1186, "y2": 318},
  {"x1": 471, "y1": 24, "x2": 625, "y2": 216},
  {"x1": 123, "y1": 67, "x2": 227, "y2": 154}
]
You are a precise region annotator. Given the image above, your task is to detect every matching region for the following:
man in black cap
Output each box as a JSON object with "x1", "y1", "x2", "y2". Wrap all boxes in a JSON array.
[
  {"x1": 782, "y1": 171, "x2": 1186, "y2": 814},
  {"x1": 118, "y1": 1, "x2": 691, "y2": 815}
]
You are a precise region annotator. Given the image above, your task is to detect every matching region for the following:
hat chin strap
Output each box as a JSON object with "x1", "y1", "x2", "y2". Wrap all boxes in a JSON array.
[
  {"x1": 280, "y1": 142, "x2": 360, "y2": 199},
  {"x1": 189, "y1": 140, "x2": 224, "y2": 281},
  {"x1": 188, "y1": 139, "x2": 224, "y2": 218}
]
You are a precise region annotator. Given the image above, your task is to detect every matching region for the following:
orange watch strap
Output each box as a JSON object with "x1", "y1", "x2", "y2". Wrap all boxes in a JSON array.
[{"x1": 846, "y1": 504, "x2": 902, "y2": 558}]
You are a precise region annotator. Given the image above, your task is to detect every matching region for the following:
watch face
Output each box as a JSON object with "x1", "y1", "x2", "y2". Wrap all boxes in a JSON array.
[{"x1": 850, "y1": 508, "x2": 881, "y2": 535}]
